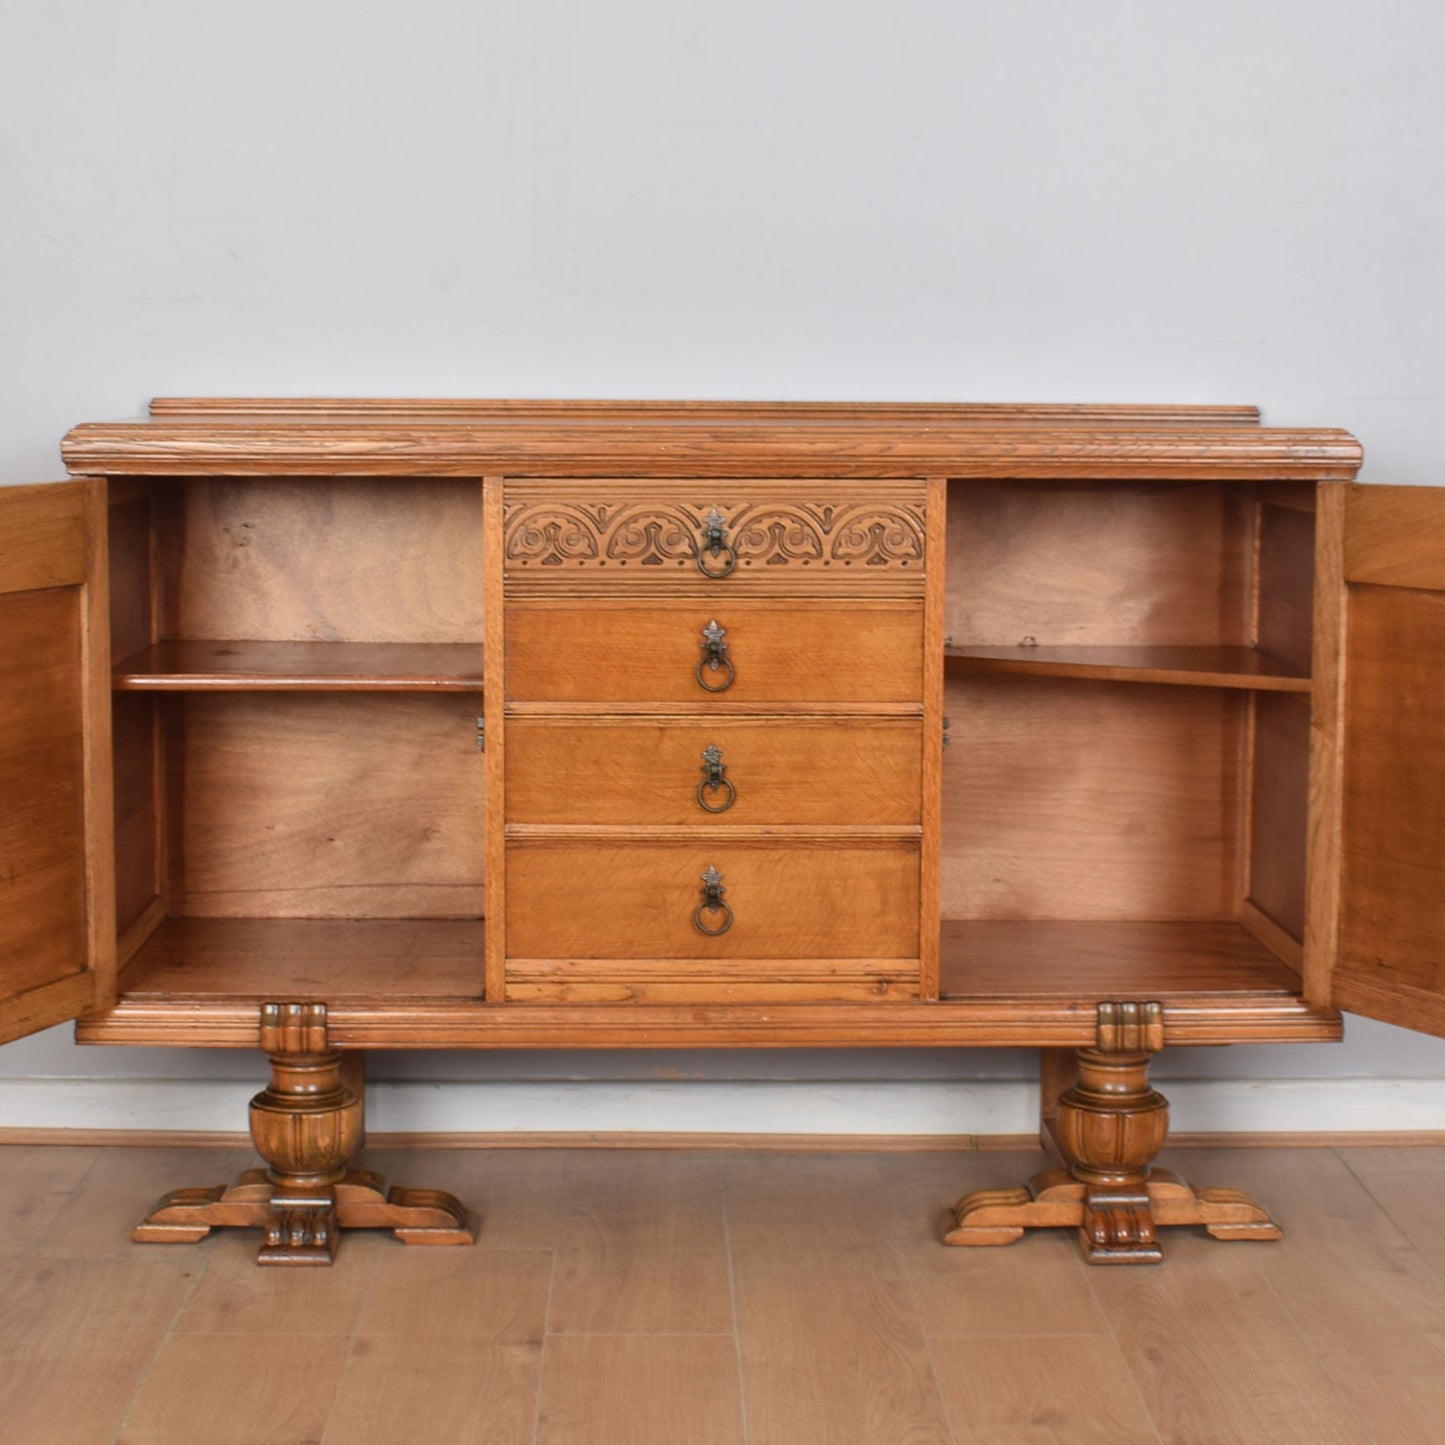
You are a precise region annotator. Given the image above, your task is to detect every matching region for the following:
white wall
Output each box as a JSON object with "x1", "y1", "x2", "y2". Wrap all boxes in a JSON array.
[{"x1": 3, "y1": 0, "x2": 1443, "y2": 1134}]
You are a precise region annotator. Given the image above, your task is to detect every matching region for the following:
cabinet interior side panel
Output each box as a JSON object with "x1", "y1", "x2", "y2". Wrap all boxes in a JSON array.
[
  {"x1": 940, "y1": 673, "x2": 1243, "y2": 921},
  {"x1": 1248, "y1": 692, "x2": 1310, "y2": 948},
  {"x1": 944, "y1": 480, "x2": 1254, "y2": 647},
  {"x1": 167, "y1": 477, "x2": 484, "y2": 643},
  {"x1": 172, "y1": 693, "x2": 485, "y2": 918}
]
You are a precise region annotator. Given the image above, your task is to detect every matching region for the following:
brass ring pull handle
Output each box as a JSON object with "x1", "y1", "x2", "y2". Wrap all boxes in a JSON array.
[
  {"x1": 696, "y1": 620, "x2": 734, "y2": 693},
  {"x1": 696, "y1": 507, "x2": 738, "y2": 578},
  {"x1": 695, "y1": 865, "x2": 733, "y2": 935},
  {"x1": 696, "y1": 744, "x2": 736, "y2": 813}
]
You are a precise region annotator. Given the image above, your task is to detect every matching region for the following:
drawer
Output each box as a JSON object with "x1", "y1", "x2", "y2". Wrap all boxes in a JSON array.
[
  {"x1": 505, "y1": 840, "x2": 920, "y2": 961},
  {"x1": 505, "y1": 717, "x2": 922, "y2": 825},
  {"x1": 505, "y1": 602, "x2": 923, "y2": 705},
  {"x1": 502, "y1": 479, "x2": 927, "y2": 597}
]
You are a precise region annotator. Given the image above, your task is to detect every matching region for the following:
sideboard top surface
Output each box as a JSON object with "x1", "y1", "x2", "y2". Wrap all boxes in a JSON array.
[{"x1": 60, "y1": 399, "x2": 1364, "y2": 481}]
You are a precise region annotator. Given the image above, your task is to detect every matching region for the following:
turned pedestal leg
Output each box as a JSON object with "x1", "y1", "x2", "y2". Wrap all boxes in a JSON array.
[
  {"x1": 132, "y1": 1002, "x2": 477, "y2": 1265},
  {"x1": 947, "y1": 1002, "x2": 1282, "y2": 1263}
]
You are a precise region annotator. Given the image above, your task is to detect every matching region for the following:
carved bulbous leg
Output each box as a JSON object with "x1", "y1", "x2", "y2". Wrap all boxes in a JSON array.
[
  {"x1": 249, "y1": 1008, "x2": 364, "y2": 1263},
  {"x1": 1054, "y1": 1048, "x2": 1169, "y2": 1262},
  {"x1": 947, "y1": 1003, "x2": 1283, "y2": 1263},
  {"x1": 132, "y1": 1002, "x2": 477, "y2": 1265}
]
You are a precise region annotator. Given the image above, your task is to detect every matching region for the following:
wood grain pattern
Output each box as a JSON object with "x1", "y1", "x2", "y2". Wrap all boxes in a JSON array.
[
  {"x1": 726, "y1": 1154, "x2": 954, "y2": 1445},
  {"x1": 119, "y1": 918, "x2": 485, "y2": 1001},
  {"x1": 328, "y1": 1334, "x2": 540, "y2": 1444},
  {"x1": 1303, "y1": 481, "x2": 1348, "y2": 1008},
  {"x1": 537, "y1": 1336, "x2": 743, "y2": 1445},
  {"x1": 117, "y1": 1332, "x2": 352, "y2": 1444},
  {"x1": 111, "y1": 693, "x2": 160, "y2": 936},
  {"x1": 13, "y1": 1142, "x2": 1445, "y2": 1443},
  {"x1": 505, "y1": 717, "x2": 921, "y2": 826},
  {"x1": 1257, "y1": 497, "x2": 1317, "y2": 673},
  {"x1": 113, "y1": 638, "x2": 483, "y2": 691},
  {"x1": 484, "y1": 475, "x2": 509, "y2": 1003},
  {"x1": 919, "y1": 477, "x2": 947, "y2": 1001},
  {"x1": 944, "y1": 642, "x2": 1309, "y2": 690},
  {"x1": 107, "y1": 489, "x2": 155, "y2": 663},
  {"x1": 505, "y1": 840, "x2": 919, "y2": 963},
  {"x1": 0, "y1": 587, "x2": 92, "y2": 998},
  {"x1": 172, "y1": 693, "x2": 484, "y2": 918},
  {"x1": 938, "y1": 920, "x2": 1307, "y2": 1000},
  {"x1": 546, "y1": 1152, "x2": 733, "y2": 1334},
  {"x1": 944, "y1": 479, "x2": 1255, "y2": 649},
  {"x1": 1343, "y1": 481, "x2": 1445, "y2": 588},
  {"x1": 164, "y1": 476, "x2": 484, "y2": 643},
  {"x1": 930, "y1": 1336, "x2": 1158, "y2": 1443},
  {"x1": 1248, "y1": 692, "x2": 1311, "y2": 945},
  {"x1": 505, "y1": 601, "x2": 923, "y2": 705},
  {"x1": 63, "y1": 417, "x2": 1364, "y2": 480},
  {"x1": 1088, "y1": 1238, "x2": 1369, "y2": 1444},
  {"x1": 941, "y1": 673, "x2": 1244, "y2": 921},
  {"x1": 1333, "y1": 583, "x2": 1445, "y2": 1031},
  {"x1": 0, "y1": 1256, "x2": 198, "y2": 1445},
  {"x1": 0, "y1": 480, "x2": 114, "y2": 1045},
  {"x1": 0, "y1": 480, "x2": 87, "y2": 591}
]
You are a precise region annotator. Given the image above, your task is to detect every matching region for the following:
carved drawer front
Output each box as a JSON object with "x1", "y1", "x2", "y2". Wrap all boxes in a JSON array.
[
  {"x1": 502, "y1": 480, "x2": 927, "y2": 597},
  {"x1": 504, "y1": 840, "x2": 920, "y2": 965},
  {"x1": 505, "y1": 717, "x2": 922, "y2": 826},
  {"x1": 505, "y1": 602, "x2": 923, "y2": 705}
]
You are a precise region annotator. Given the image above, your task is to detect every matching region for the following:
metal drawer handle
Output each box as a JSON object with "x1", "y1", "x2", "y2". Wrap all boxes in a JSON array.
[
  {"x1": 696, "y1": 507, "x2": 737, "y2": 578},
  {"x1": 696, "y1": 744, "x2": 736, "y2": 813},
  {"x1": 695, "y1": 619, "x2": 734, "y2": 692},
  {"x1": 695, "y1": 865, "x2": 733, "y2": 935}
]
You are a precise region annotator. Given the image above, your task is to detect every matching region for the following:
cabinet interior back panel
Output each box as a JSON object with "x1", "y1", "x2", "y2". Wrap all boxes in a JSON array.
[
  {"x1": 164, "y1": 478, "x2": 485, "y2": 644},
  {"x1": 172, "y1": 694, "x2": 485, "y2": 918},
  {"x1": 944, "y1": 481, "x2": 1254, "y2": 647},
  {"x1": 107, "y1": 491, "x2": 155, "y2": 662},
  {"x1": 940, "y1": 673, "x2": 1244, "y2": 921},
  {"x1": 1256, "y1": 499, "x2": 1316, "y2": 673}
]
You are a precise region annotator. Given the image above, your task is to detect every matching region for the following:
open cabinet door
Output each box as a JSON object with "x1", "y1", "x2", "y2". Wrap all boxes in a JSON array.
[
  {"x1": 1310, "y1": 483, "x2": 1445, "y2": 1036},
  {"x1": 0, "y1": 480, "x2": 115, "y2": 1045}
]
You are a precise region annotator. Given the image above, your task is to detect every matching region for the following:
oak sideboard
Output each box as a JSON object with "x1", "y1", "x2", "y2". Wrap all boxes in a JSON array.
[{"x1": 2, "y1": 397, "x2": 1437, "y2": 1265}]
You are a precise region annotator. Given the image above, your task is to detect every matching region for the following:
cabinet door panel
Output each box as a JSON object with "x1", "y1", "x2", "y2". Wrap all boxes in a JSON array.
[
  {"x1": 0, "y1": 482, "x2": 114, "y2": 1044},
  {"x1": 1315, "y1": 483, "x2": 1445, "y2": 1034}
]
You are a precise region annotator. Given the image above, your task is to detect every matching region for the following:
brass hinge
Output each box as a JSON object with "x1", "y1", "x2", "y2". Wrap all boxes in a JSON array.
[
  {"x1": 476, "y1": 717, "x2": 485, "y2": 751},
  {"x1": 1095, "y1": 1000, "x2": 1165, "y2": 1053}
]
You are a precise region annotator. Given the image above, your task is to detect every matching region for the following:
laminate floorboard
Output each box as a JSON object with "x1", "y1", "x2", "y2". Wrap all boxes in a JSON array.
[{"x1": 1, "y1": 1142, "x2": 1443, "y2": 1443}]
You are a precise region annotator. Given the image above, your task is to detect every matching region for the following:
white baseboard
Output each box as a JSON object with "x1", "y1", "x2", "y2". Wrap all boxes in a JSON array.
[{"x1": 1, "y1": 1076, "x2": 1443, "y2": 1138}]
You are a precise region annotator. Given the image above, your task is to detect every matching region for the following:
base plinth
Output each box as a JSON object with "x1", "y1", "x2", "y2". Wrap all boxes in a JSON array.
[{"x1": 133, "y1": 1166, "x2": 477, "y2": 1265}]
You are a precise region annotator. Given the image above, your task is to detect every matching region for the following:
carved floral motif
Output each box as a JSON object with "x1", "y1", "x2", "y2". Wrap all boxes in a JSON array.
[{"x1": 503, "y1": 498, "x2": 925, "y2": 572}]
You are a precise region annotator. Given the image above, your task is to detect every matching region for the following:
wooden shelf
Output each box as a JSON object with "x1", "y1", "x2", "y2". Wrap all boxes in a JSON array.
[
  {"x1": 944, "y1": 644, "x2": 1309, "y2": 692},
  {"x1": 112, "y1": 640, "x2": 484, "y2": 692},
  {"x1": 939, "y1": 920, "x2": 1303, "y2": 1000},
  {"x1": 118, "y1": 917, "x2": 486, "y2": 1001}
]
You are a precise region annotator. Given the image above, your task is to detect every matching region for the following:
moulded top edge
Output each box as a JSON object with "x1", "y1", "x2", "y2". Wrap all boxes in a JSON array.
[
  {"x1": 60, "y1": 420, "x2": 1365, "y2": 481},
  {"x1": 144, "y1": 397, "x2": 1267, "y2": 426}
]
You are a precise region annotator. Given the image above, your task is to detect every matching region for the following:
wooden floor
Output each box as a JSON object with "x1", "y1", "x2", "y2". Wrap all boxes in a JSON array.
[{"x1": 3, "y1": 1142, "x2": 1445, "y2": 1443}]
